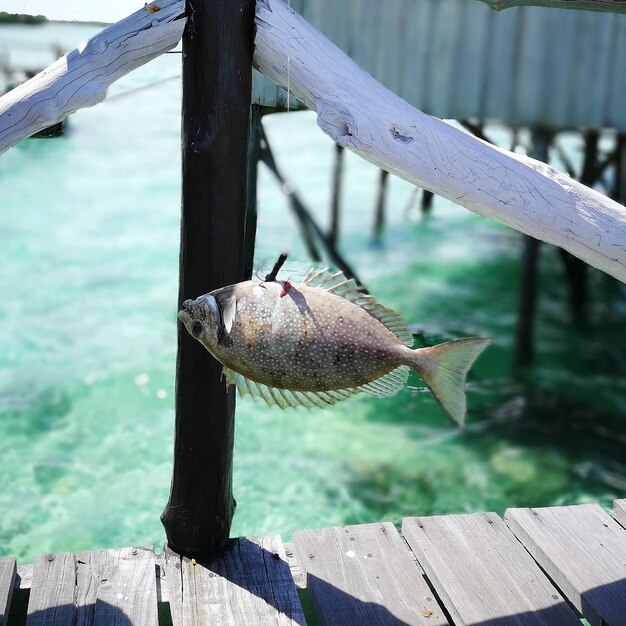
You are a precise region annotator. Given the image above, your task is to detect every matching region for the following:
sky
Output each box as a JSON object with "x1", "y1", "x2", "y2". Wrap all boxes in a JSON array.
[{"x1": 2, "y1": 0, "x2": 134, "y2": 22}]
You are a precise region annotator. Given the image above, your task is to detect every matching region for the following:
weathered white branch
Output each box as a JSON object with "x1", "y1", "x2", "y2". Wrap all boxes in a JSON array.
[
  {"x1": 254, "y1": 0, "x2": 626, "y2": 282},
  {"x1": 0, "y1": 0, "x2": 185, "y2": 154},
  {"x1": 480, "y1": 0, "x2": 626, "y2": 13}
]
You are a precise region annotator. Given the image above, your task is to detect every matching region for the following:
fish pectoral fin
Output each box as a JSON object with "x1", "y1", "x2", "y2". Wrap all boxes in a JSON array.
[
  {"x1": 224, "y1": 369, "x2": 358, "y2": 410},
  {"x1": 218, "y1": 294, "x2": 236, "y2": 334},
  {"x1": 359, "y1": 365, "x2": 410, "y2": 397}
]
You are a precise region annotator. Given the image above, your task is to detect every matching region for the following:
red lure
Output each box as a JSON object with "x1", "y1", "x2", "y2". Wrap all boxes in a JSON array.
[{"x1": 280, "y1": 280, "x2": 292, "y2": 297}]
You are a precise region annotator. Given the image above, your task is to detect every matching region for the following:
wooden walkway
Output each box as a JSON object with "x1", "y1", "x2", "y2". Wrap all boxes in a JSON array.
[{"x1": 2, "y1": 501, "x2": 626, "y2": 625}]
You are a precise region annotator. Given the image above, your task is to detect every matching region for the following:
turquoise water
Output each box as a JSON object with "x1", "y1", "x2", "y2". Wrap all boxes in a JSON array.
[{"x1": 2, "y1": 23, "x2": 626, "y2": 563}]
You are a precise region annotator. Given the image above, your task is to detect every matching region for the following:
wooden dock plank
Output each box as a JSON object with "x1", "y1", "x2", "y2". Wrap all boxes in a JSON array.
[
  {"x1": 293, "y1": 522, "x2": 447, "y2": 626},
  {"x1": 402, "y1": 512, "x2": 580, "y2": 626},
  {"x1": 614, "y1": 499, "x2": 626, "y2": 528},
  {"x1": 0, "y1": 557, "x2": 16, "y2": 626},
  {"x1": 74, "y1": 547, "x2": 158, "y2": 626},
  {"x1": 164, "y1": 535, "x2": 305, "y2": 625},
  {"x1": 25, "y1": 548, "x2": 158, "y2": 626},
  {"x1": 505, "y1": 504, "x2": 626, "y2": 626},
  {"x1": 27, "y1": 553, "x2": 76, "y2": 626}
]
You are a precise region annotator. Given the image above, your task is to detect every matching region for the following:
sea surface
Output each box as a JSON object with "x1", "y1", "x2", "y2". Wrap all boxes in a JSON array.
[{"x1": 2, "y1": 22, "x2": 626, "y2": 562}]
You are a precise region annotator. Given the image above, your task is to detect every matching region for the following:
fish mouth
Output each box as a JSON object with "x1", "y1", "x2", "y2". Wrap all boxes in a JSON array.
[
  {"x1": 178, "y1": 295, "x2": 216, "y2": 332},
  {"x1": 178, "y1": 299, "x2": 193, "y2": 325}
]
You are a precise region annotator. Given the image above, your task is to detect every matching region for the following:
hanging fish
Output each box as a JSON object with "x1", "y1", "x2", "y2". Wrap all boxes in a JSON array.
[{"x1": 178, "y1": 267, "x2": 490, "y2": 425}]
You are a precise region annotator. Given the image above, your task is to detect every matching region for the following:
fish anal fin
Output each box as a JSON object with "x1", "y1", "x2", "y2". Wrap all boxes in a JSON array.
[
  {"x1": 359, "y1": 365, "x2": 410, "y2": 398},
  {"x1": 223, "y1": 368, "x2": 361, "y2": 409}
]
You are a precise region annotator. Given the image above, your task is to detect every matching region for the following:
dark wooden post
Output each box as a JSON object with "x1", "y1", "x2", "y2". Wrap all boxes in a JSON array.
[
  {"x1": 244, "y1": 106, "x2": 263, "y2": 279},
  {"x1": 161, "y1": 0, "x2": 255, "y2": 558}
]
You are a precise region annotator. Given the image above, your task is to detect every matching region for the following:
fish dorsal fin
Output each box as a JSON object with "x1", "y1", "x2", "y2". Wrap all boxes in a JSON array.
[
  {"x1": 302, "y1": 268, "x2": 414, "y2": 347},
  {"x1": 301, "y1": 267, "x2": 355, "y2": 292},
  {"x1": 222, "y1": 366, "x2": 360, "y2": 409}
]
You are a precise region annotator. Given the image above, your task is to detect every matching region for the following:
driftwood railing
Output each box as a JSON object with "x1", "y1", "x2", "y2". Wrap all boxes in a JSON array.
[
  {"x1": 0, "y1": 1, "x2": 186, "y2": 149},
  {"x1": 1, "y1": 0, "x2": 626, "y2": 556}
]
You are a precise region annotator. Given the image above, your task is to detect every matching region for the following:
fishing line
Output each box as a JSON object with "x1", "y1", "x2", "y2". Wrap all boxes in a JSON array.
[
  {"x1": 279, "y1": 0, "x2": 294, "y2": 274},
  {"x1": 287, "y1": 0, "x2": 291, "y2": 113}
]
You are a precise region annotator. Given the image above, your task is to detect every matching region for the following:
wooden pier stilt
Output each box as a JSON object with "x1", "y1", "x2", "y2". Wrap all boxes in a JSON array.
[
  {"x1": 259, "y1": 126, "x2": 322, "y2": 263},
  {"x1": 615, "y1": 133, "x2": 626, "y2": 206},
  {"x1": 259, "y1": 127, "x2": 366, "y2": 287},
  {"x1": 330, "y1": 144, "x2": 344, "y2": 246},
  {"x1": 421, "y1": 189, "x2": 434, "y2": 213},
  {"x1": 515, "y1": 237, "x2": 542, "y2": 368},
  {"x1": 514, "y1": 130, "x2": 550, "y2": 369},
  {"x1": 372, "y1": 168, "x2": 389, "y2": 240},
  {"x1": 558, "y1": 130, "x2": 599, "y2": 325},
  {"x1": 161, "y1": 0, "x2": 255, "y2": 558}
]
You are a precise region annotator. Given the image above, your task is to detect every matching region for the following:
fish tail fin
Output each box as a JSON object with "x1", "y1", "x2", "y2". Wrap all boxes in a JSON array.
[{"x1": 409, "y1": 337, "x2": 491, "y2": 426}]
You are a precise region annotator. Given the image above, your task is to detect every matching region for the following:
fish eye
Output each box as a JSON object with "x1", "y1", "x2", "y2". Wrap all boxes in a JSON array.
[{"x1": 192, "y1": 321, "x2": 202, "y2": 336}]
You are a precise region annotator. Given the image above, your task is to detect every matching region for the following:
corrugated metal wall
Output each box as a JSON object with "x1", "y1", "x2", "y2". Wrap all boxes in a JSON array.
[{"x1": 253, "y1": 0, "x2": 626, "y2": 131}]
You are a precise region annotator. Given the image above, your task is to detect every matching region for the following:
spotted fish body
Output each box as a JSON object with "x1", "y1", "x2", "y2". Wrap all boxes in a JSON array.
[{"x1": 179, "y1": 268, "x2": 490, "y2": 424}]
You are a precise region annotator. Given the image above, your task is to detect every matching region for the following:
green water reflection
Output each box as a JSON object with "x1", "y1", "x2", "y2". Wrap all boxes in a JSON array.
[{"x1": 1, "y1": 23, "x2": 625, "y2": 560}]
